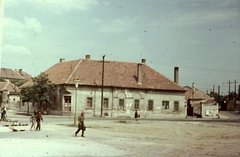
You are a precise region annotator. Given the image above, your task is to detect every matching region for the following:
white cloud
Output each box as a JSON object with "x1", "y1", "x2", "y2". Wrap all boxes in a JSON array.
[
  {"x1": 3, "y1": 44, "x2": 31, "y2": 55},
  {"x1": 5, "y1": 0, "x2": 99, "y2": 14}
]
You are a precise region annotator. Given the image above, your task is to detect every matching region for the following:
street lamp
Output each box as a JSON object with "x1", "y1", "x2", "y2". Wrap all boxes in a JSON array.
[
  {"x1": 101, "y1": 55, "x2": 105, "y2": 117},
  {"x1": 74, "y1": 78, "x2": 80, "y2": 125}
]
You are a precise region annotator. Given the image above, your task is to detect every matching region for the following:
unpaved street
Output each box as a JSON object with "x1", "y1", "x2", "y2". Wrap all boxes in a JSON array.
[{"x1": 1, "y1": 115, "x2": 240, "y2": 157}]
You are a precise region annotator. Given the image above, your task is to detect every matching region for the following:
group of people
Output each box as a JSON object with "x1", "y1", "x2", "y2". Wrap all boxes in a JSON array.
[
  {"x1": 30, "y1": 111, "x2": 43, "y2": 131},
  {"x1": 1, "y1": 107, "x2": 7, "y2": 121},
  {"x1": 29, "y1": 110, "x2": 86, "y2": 137}
]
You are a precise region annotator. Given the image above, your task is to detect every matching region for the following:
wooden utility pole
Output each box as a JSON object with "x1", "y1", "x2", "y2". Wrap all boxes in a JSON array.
[
  {"x1": 101, "y1": 55, "x2": 105, "y2": 117},
  {"x1": 228, "y1": 80, "x2": 233, "y2": 100},
  {"x1": 234, "y1": 80, "x2": 238, "y2": 108}
]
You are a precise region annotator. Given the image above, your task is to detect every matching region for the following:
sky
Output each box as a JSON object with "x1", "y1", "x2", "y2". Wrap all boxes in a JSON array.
[{"x1": 0, "y1": 0, "x2": 240, "y2": 95}]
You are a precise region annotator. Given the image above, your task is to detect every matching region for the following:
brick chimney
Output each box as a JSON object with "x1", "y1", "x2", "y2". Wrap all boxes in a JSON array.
[
  {"x1": 192, "y1": 82, "x2": 195, "y2": 98},
  {"x1": 137, "y1": 63, "x2": 142, "y2": 84},
  {"x1": 86, "y1": 55, "x2": 90, "y2": 59},
  {"x1": 19, "y1": 69, "x2": 22, "y2": 75},
  {"x1": 174, "y1": 67, "x2": 179, "y2": 84},
  {"x1": 59, "y1": 58, "x2": 65, "y2": 62},
  {"x1": 142, "y1": 59, "x2": 146, "y2": 64}
]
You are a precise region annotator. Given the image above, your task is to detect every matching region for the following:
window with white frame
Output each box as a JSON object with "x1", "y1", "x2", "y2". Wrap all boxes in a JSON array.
[
  {"x1": 162, "y1": 101, "x2": 169, "y2": 109},
  {"x1": 103, "y1": 98, "x2": 109, "y2": 108},
  {"x1": 119, "y1": 99, "x2": 124, "y2": 109},
  {"x1": 134, "y1": 99, "x2": 140, "y2": 110},
  {"x1": 87, "y1": 97, "x2": 93, "y2": 108}
]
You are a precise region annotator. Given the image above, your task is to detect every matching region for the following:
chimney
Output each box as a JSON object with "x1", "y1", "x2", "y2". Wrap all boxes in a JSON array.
[
  {"x1": 142, "y1": 59, "x2": 146, "y2": 64},
  {"x1": 86, "y1": 55, "x2": 90, "y2": 59},
  {"x1": 59, "y1": 58, "x2": 65, "y2": 62},
  {"x1": 192, "y1": 82, "x2": 195, "y2": 98},
  {"x1": 174, "y1": 67, "x2": 179, "y2": 84},
  {"x1": 137, "y1": 63, "x2": 142, "y2": 84},
  {"x1": 19, "y1": 69, "x2": 22, "y2": 75}
]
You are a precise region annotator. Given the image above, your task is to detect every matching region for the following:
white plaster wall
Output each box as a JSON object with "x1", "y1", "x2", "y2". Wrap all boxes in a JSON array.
[{"x1": 67, "y1": 86, "x2": 186, "y2": 118}]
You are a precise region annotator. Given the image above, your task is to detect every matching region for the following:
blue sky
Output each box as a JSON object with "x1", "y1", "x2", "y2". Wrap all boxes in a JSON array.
[{"x1": 0, "y1": 0, "x2": 239, "y2": 95}]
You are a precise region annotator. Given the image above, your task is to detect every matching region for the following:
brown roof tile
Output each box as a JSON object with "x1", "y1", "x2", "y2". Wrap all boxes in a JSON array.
[
  {"x1": 22, "y1": 58, "x2": 185, "y2": 91},
  {"x1": 0, "y1": 82, "x2": 20, "y2": 92},
  {"x1": 0, "y1": 68, "x2": 31, "y2": 80},
  {"x1": 184, "y1": 86, "x2": 211, "y2": 100}
]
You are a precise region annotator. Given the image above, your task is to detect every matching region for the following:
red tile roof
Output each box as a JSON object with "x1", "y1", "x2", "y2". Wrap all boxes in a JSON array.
[
  {"x1": 0, "y1": 82, "x2": 20, "y2": 92},
  {"x1": 0, "y1": 68, "x2": 31, "y2": 80},
  {"x1": 184, "y1": 86, "x2": 211, "y2": 100},
  {"x1": 22, "y1": 58, "x2": 185, "y2": 91}
]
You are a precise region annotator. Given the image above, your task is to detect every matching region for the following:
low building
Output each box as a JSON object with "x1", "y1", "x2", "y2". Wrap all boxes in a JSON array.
[
  {"x1": 0, "y1": 68, "x2": 31, "y2": 109},
  {"x1": 21, "y1": 55, "x2": 186, "y2": 118},
  {"x1": 0, "y1": 81, "x2": 20, "y2": 110},
  {"x1": 185, "y1": 83, "x2": 218, "y2": 118}
]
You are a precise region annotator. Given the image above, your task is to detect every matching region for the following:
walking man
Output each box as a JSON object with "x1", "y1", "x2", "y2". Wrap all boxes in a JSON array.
[
  {"x1": 75, "y1": 111, "x2": 85, "y2": 137},
  {"x1": 36, "y1": 111, "x2": 43, "y2": 131}
]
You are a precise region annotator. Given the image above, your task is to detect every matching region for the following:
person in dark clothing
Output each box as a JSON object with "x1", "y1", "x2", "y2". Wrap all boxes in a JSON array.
[
  {"x1": 134, "y1": 110, "x2": 138, "y2": 121},
  {"x1": 35, "y1": 111, "x2": 43, "y2": 131},
  {"x1": 1, "y1": 107, "x2": 6, "y2": 121},
  {"x1": 75, "y1": 111, "x2": 85, "y2": 137}
]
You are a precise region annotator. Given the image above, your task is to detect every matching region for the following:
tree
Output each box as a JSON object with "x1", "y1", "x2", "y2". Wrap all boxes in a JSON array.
[
  {"x1": 20, "y1": 73, "x2": 55, "y2": 111},
  {"x1": 32, "y1": 73, "x2": 56, "y2": 110}
]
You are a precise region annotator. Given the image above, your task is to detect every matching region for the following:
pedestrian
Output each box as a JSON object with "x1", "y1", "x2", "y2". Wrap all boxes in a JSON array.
[
  {"x1": 75, "y1": 111, "x2": 85, "y2": 137},
  {"x1": 30, "y1": 111, "x2": 37, "y2": 131},
  {"x1": 35, "y1": 111, "x2": 43, "y2": 131},
  {"x1": 1, "y1": 107, "x2": 6, "y2": 121},
  {"x1": 0, "y1": 108, "x2": 3, "y2": 121},
  {"x1": 134, "y1": 110, "x2": 138, "y2": 121}
]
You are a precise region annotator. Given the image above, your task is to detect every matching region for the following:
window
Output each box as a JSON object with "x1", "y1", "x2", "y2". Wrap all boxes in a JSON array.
[
  {"x1": 162, "y1": 101, "x2": 169, "y2": 109},
  {"x1": 87, "y1": 97, "x2": 93, "y2": 108},
  {"x1": 64, "y1": 96, "x2": 71, "y2": 107},
  {"x1": 148, "y1": 100, "x2": 153, "y2": 111},
  {"x1": 134, "y1": 99, "x2": 140, "y2": 110},
  {"x1": 119, "y1": 99, "x2": 124, "y2": 109},
  {"x1": 174, "y1": 101, "x2": 179, "y2": 111},
  {"x1": 103, "y1": 98, "x2": 109, "y2": 108}
]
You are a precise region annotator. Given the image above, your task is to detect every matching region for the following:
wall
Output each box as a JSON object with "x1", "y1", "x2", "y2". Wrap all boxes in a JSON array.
[{"x1": 64, "y1": 86, "x2": 186, "y2": 118}]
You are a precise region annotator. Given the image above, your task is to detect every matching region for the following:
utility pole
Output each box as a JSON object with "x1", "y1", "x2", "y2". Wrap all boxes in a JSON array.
[
  {"x1": 213, "y1": 85, "x2": 215, "y2": 100},
  {"x1": 234, "y1": 80, "x2": 238, "y2": 108},
  {"x1": 101, "y1": 55, "x2": 105, "y2": 117},
  {"x1": 228, "y1": 80, "x2": 233, "y2": 100},
  {"x1": 218, "y1": 85, "x2": 220, "y2": 101}
]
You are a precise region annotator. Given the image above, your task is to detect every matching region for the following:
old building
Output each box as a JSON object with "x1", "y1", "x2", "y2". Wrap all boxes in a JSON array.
[
  {"x1": 0, "y1": 81, "x2": 20, "y2": 110},
  {"x1": 0, "y1": 68, "x2": 31, "y2": 109},
  {"x1": 21, "y1": 55, "x2": 186, "y2": 118},
  {"x1": 185, "y1": 83, "x2": 218, "y2": 118}
]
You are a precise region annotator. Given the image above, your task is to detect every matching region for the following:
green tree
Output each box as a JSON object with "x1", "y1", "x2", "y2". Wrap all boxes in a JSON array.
[
  {"x1": 11, "y1": 79, "x2": 28, "y2": 87},
  {"x1": 32, "y1": 73, "x2": 55, "y2": 110},
  {"x1": 20, "y1": 73, "x2": 55, "y2": 111}
]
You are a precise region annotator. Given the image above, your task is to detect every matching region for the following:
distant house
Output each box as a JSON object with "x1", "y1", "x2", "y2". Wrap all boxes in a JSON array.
[
  {"x1": 21, "y1": 55, "x2": 186, "y2": 118},
  {"x1": 0, "y1": 68, "x2": 31, "y2": 109},
  {"x1": 185, "y1": 83, "x2": 218, "y2": 118},
  {"x1": 0, "y1": 81, "x2": 20, "y2": 110},
  {"x1": 0, "y1": 68, "x2": 31, "y2": 81}
]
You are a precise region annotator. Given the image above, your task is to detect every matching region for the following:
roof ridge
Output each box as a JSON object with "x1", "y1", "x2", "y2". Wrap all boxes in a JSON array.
[
  {"x1": 3, "y1": 81, "x2": 10, "y2": 90},
  {"x1": 145, "y1": 65, "x2": 185, "y2": 90},
  {"x1": 13, "y1": 70, "x2": 25, "y2": 79},
  {"x1": 65, "y1": 59, "x2": 82, "y2": 83}
]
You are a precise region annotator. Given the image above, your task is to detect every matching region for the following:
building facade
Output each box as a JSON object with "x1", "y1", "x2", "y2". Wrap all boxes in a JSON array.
[{"x1": 21, "y1": 55, "x2": 186, "y2": 118}]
